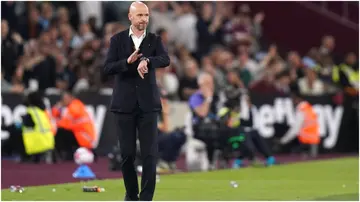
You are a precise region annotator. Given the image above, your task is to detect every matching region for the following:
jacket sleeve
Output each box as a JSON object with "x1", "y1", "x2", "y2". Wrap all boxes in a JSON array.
[
  {"x1": 148, "y1": 36, "x2": 170, "y2": 69},
  {"x1": 51, "y1": 107, "x2": 61, "y2": 118},
  {"x1": 280, "y1": 111, "x2": 304, "y2": 144},
  {"x1": 104, "y1": 36, "x2": 129, "y2": 75},
  {"x1": 22, "y1": 114, "x2": 35, "y2": 127}
]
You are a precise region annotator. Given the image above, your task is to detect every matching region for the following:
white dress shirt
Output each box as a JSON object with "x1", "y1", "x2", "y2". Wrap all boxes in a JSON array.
[{"x1": 129, "y1": 26, "x2": 146, "y2": 50}]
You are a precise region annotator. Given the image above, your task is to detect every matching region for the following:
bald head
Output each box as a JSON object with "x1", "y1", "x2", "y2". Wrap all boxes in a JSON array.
[
  {"x1": 128, "y1": 1, "x2": 149, "y2": 32},
  {"x1": 198, "y1": 72, "x2": 213, "y2": 86},
  {"x1": 198, "y1": 72, "x2": 214, "y2": 96}
]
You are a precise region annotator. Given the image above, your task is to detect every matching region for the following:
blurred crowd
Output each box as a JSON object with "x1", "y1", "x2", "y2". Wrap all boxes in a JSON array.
[
  {"x1": 1, "y1": 1, "x2": 358, "y2": 99},
  {"x1": 1, "y1": 1, "x2": 358, "y2": 171}
]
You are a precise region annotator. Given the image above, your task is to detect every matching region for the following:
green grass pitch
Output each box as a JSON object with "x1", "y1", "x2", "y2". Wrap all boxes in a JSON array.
[{"x1": 2, "y1": 157, "x2": 359, "y2": 201}]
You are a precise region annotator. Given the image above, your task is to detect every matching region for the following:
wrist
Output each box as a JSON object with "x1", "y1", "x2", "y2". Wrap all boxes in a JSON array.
[
  {"x1": 205, "y1": 96, "x2": 213, "y2": 103},
  {"x1": 140, "y1": 57, "x2": 150, "y2": 64}
]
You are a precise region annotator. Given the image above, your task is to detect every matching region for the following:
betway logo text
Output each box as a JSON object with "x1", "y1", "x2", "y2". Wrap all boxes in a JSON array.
[{"x1": 240, "y1": 97, "x2": 343, "y2": 149}]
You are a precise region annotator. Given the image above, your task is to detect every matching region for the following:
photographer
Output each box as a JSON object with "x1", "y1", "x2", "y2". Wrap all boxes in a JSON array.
[
  {"x1": 234, "y1": 94, "x2": 276, "y2": 168},
  {"x1": 219, "y1": 71, "x2": 276, "y2": 168},
  {"x1": 188, "y1": 73, "x2": 220, "y2": 170}
]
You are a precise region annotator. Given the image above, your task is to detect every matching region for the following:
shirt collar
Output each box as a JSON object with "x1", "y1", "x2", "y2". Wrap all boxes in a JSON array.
[{"x1": 129, "y1": 26, "x2": 146, "y2": 38}]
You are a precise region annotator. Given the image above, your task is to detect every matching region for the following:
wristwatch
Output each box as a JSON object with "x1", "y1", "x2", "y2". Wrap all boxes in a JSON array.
[{"x1": 140, "y1": 57, "x2": 150, "y2": 64}]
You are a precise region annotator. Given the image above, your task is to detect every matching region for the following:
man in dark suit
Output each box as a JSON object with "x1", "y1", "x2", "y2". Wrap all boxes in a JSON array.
[{"x1": 103, "y1": 1, "x2": 170, "y2": 201}]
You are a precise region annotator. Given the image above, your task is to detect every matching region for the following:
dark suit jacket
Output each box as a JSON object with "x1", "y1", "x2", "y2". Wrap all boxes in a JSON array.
[{"x1": 104, "y1": 29, "x2": 170, "y2": 113}]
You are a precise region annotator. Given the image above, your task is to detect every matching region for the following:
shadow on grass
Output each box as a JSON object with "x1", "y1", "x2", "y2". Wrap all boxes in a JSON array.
[{"x1": 313, "y1": 193, "x2": 359, "y2": 201}]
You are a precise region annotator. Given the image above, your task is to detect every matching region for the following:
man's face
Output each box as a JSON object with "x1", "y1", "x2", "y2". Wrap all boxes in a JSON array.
[
  {"x1": 185, "y1": 61, "x2": 199, "y2": 78},
  {"x1": 278, "y1": 76, "x2": 291, "y2": 86},
  {"x1": 62, "y1": 93, "x2": 72, "y2": 106},
  {"x1": 129, "y1": 6, "x2": 149, "y2": 31},
  {"x1": 1, "y1": 20, "x2": 9, "y2": 38},
  {"x1": 287, "y1": 52, "x2": 301, "y2": 66},
  {"x1": 324, "y1": 37, "x2": 335, "y2": 51},
  {"x1": 345, "y1": 53, "x2": 357, "y2": 66}
]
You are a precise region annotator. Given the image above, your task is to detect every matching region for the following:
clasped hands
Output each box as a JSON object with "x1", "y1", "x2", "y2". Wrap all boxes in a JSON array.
[{"x1": 127, "y1": 49, "x2": 148, "y2": 79}]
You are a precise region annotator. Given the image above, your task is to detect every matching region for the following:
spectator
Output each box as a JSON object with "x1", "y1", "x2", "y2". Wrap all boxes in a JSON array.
[
  {"x1": 226, "y1": 68, "x2": 245, "y2": 90},
  {"x1": 275, "y1": 70, "x2": 291, "y2": 94},
  {"x1": 196, "y1": 2, "x2": 223, "y2": 59},
  {"x1": 57, "y1": 23, "x2": 82, "y2": 51},
  {"x1": 298, "y1": 68, "x2": 325, "y2": 96},
  {"x1": 88, "y1": 16, "x2": 102, "y2": 37},
  {"x1": 178, "y1": 59, "x2": 199, "y2": 101},
  {"x1": 78, "y1": 23, "x2": 95, "y2": 42},
  {"x1": 175, "y1": 2, "x2": 198, "y2": 54},
  {"x1": 149, "y1": 2, "x2": 178, "y2": 44},
  {"x1": 0, "y1": 1, "x2": 352, "y2": 104},
  {"x1": 188, "y1": 73, "x2": 219, "y2": 170},
  {"x1": 286, "y1": 51, "x2": 304, "y2": 80},
  {"x1": 156, "y1": 28, "x2": 169, "y2": 47},
  {"x1": 1, "y1": 20, "x2": 24, "y2": 82},
  {"x1": 234, "y1": 46, "x2": 260, "y2": 81},
  {"x1": 20, "y1": 6, "x2": 43, "y2": 40},
  {"x1": 319, "y1": 35, "x2": 335, "y2": 58},
  {"x1": 1, "y1": 71, "x2": 24, "y2": 93},
  {"x1": 39, "y1": 2, "x2": 54, "y2": 31},
  {"x1": 20, "y1": 40, "x2": 57, "y2": 91},
  {"x1": 250, "y1": 69, "x2": 278, "y2": 94},
  {"x1": 317, "y1": 55, "x2": 335, "y2": 84},
  {"x1": 56, "y1": 7, "x2": 70, "y2": 27},
  {"x1": 201, "y1": 56, "x2": 227, "y2": 92},
  {"x1": 233, "y1": 58, "x2": 253, "y2": 88},
  {"x1": 77, "y1": 1, "x2": 103, "y2": 29}
]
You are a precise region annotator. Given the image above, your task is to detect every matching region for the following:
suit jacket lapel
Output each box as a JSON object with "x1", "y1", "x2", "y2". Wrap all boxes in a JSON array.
[
  {"x1": 139, "y1": 32, "x2": 151, "y2": 55},
  {"x1": 123, "y1": 29, "x2": 135, "y2": 55}
]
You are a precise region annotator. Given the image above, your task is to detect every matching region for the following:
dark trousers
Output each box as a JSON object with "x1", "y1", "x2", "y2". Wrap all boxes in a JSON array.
[
  {"x1": 194, "y1": 125, "x2": 229, "y2": 165},
  {"x1": 158, "y1": 130, "x2": 186, "y2": 163},
  {"x1": 194, "y1": 134, "x2": 216, "y2": 165},
  {"x1": 2, "y1": 124, "x2": 25, "y2": 157},
  {"x1": 247, "y1": 129, "x2": 272, "y2": 159},
  {"x1": 2, "y1": 124, "x2": 45, "y2": 163},
  {"x1": 54, "y1": 128, "x2": 98, "y2": 162},
  {"x1": 228, "y1": 127, "x2": 272, "y2": 160},
  {"x1": 114, "y1": 108, "x2": 158, "y2": 201},
  {"x1": 55, "y1": 128, "x2": 79, "y2": 161}
]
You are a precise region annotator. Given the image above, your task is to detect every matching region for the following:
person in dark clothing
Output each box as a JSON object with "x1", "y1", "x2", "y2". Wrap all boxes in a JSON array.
[
  {"x1": 178, "y1": 59, "x2": 199, "y2": 101},
  {"x1": 22, "y1": 46, "x2": 57, "y2": 90},
  {"x1": 233, "y1": 94, "x2": 275, "y2": 168},
  {"x1": 103, "y1": 2, "x2": 170, "y2": 200},
  {"x1": 195, "y1": 2, "x2": 223, "y2": 60},
  {"x1": 189, "y1": 73, "x2": 221, "y2": 170},
  {"x1": 1, "y1": 92, "x2": 53, "y2": 163},
  {"x1": 1, "y1": 20, "x2": 24, "y2": 82},
  {"x1": 18, "y1": 6, "x2": 44, "y2": 41},
  {"x1": 218, "y1": 86, "x2": 275, "y2": 168}
]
